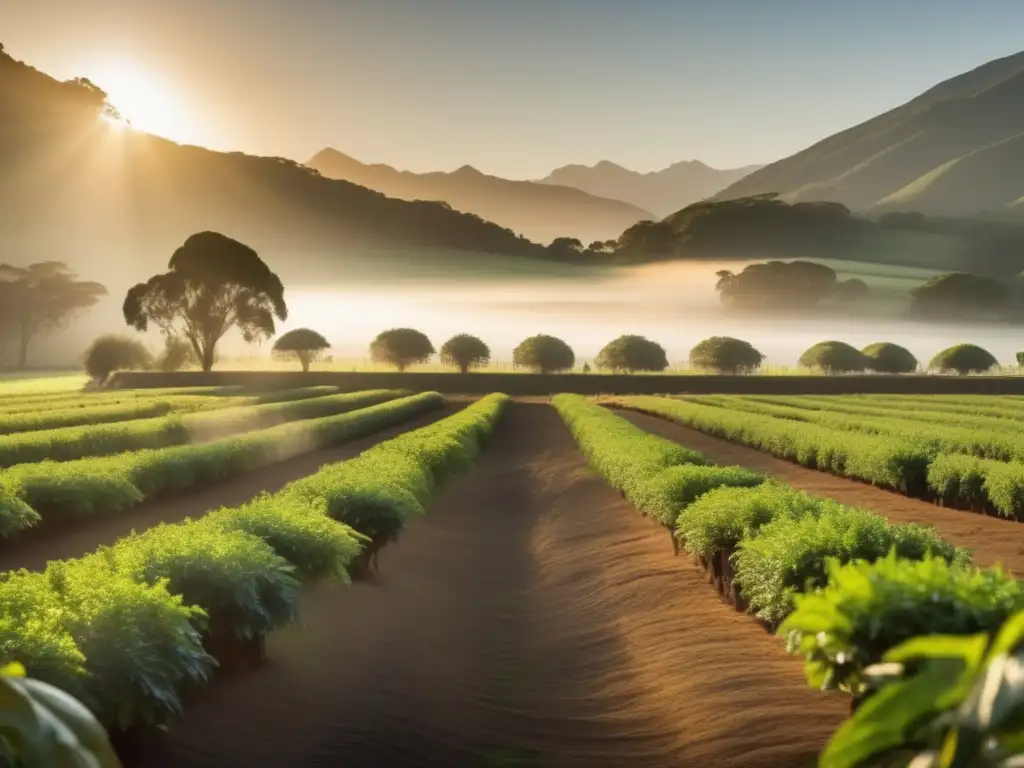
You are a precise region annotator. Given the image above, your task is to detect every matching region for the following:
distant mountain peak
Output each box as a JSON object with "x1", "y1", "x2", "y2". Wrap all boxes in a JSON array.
[{"x1": 451, "y1": 164, "x2": 483, "y2": 177}]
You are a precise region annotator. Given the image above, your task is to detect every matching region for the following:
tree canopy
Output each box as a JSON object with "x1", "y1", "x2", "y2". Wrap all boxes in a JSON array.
[
  {"x1": 84, "y1": 334, "x2": 151, "y2": 385},
  {"x1": 272, "y1": 328, "x2": 330, "y2": 372},
  {"x1": 929, "y1": 344, "x2": 998, "y2": 375},
  {"x1": 513, "y1": 334, "x2": 575, "y2": 373},
  {"x1": 439, "y1": 334, "x2": 491, "y2": 373},
  {"x1": 715, "y1": 260, "x2": 839, "y2": 309},
  {"x1": 909, "y1": 272, "x2": 1013, "y2": 321},
  {"x1": 123, "y1": 232, "x2": 287, "y2": 372},
  {"x1": 689, "y1": 336, "x2": 764, "y2": 374},
  {"x1": 370, "y1": 328, "x2": 435, "y2": 371},
  {"x1": 0, "y1": 262, "x2": 106, "y2": 369},
  {"x1": 594, "y1": 335, "x2": 668, "y2": 372},
  {"x1": 861, "y1": 342, "x2": 918, "y2": 374},
  {"x1": 798, "y1": 341, "x2": 867, "y2": 373}
]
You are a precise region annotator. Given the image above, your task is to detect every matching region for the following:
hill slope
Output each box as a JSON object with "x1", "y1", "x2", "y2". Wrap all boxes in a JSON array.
[
  {"x1": 307, "y1": 148, "x2": 652, "y2": 244},
  {"x1": 0, "y1": 44, "x2": 561, "y2": 290},
  {"x1": 538, "y1": 159, "x2": 761, "y2": 218},
  {"x1": 714, "y1": 51, "x2": 1024, "y2": 216}
]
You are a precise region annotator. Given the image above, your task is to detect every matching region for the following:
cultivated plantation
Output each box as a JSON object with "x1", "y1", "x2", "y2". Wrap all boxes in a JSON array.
[{"x1": 1, "y1": 379, "x2": 1021, "y2": 768}]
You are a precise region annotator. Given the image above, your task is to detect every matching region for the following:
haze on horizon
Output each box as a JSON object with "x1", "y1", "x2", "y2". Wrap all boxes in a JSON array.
[{"x1": 4, "y1": 0, "x2": 1024, "y2": 180}]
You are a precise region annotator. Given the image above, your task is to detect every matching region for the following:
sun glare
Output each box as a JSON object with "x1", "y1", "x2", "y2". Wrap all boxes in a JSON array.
[{"x1": 90, "y1": 61, "x2": 197, "y2": 145}]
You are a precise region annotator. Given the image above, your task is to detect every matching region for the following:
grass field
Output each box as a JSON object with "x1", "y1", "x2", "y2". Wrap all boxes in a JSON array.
[{"x1": 1, "y1": 383, "x2": 1021, "y2": 767}]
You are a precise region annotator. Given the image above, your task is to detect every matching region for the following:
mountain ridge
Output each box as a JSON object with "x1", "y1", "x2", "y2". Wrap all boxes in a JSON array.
[
  {"x1": 713, "y1": 50, "x2": 1024, "y2": 216},
  {"x1": 538, "y1": 159, "x2": 762, "y2": 217},
  {"x1": 307, "y1": 147, "x2": 653, "y2": 244}
]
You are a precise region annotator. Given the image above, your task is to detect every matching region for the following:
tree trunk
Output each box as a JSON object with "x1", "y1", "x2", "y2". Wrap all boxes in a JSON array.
[
  {"x1": 201, "y1": 344, "x2": 215, "y2": 372},
  {"x1": 459, "y1": 363, "x2": 469, "y2": 374},
  {"x1": 17, "y1": 329, "x2": 30, "y2": 370},
  {"x1": 299, "y1": 351, "x2": 311, "y2": 373}
]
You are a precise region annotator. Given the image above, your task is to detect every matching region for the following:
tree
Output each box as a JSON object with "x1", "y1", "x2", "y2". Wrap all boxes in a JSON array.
[
  {"x1": 272, "y1": 328, "x2": 330, "y2": 372},
  {"x1": 799, "y1": 341, "x2": 867, "y2": 374},
  {"x1": 157, "y1": 335, "x2": 197, "y2": 372},
  {"x1": 123, "y1": 232, "x2": 287, "y2": 372},
  {"x1": 0, "y1": 262, "x2": 106, "y2": 369},
  {"x1": 1017, "y1": 351, "x2": 1024, "y2": 368},
  {"x1": 909, "y1": 273, "x2": 1012, "y2": 321},
  {"x1": 835, "y1": 278, "x2": 869, "y2": 303},
  {"x1": 594, "y1": 335, "x2": 668, "y2": 372},
  {"x1": 715, "y1": 260, "x2": 838, "y2": 309},
  {"x1": 84, "y1": 334, "x2": 152, "y2": 385},
  {"x1": 0, "y1": 662, "x2": 122, "y2": 768},
  {"x1": 370, "y1": 328, "x2": 434, "y2": 372},
  {"x1": 439, "y1": 334, "x2": 490, "y2": 373},
  {"x1": 547, "y1": 237, "x2": 585, "y2": 260},
  {"x1": 929, "y1": 344, "x2": 998, "y2": 375},
  {"x1": 861, "y1": 342, "x2": 918, "y2": 374},
  {"x1": 616, "y1": 220, "x2": 678, "y2": 258},
  {"x1": 689, "y1": 336, "x2": 765, "y2": 374},
  {"x1": 512, "y1": 334, "x2": 575, "y2": 373}
]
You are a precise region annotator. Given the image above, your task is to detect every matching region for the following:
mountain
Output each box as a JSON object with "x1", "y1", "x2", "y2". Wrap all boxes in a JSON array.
[
  {"x1": 307, "y1": 148, "x2": 653, "y2": 244},
  {"x1": 537, "y1": 159, "x2": 762, "y2": 218},
  {"x1": 0, "y1": 43, "x2": 562, "y2": 293},
  {"x1": 714, "y1": 51, "x2": 1024, "y2": 217}
]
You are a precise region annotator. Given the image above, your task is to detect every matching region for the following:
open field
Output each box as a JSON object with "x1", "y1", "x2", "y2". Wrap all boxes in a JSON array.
[{"x1": 1, "y1": 384, "x2": 1021, "y2": 767}]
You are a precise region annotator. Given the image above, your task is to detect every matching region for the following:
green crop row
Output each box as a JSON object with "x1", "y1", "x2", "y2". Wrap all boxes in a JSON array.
[
  {"x1": 0, "y1": 385, "x2": 247, "y2": 412},
  {"x1": 613, "y1": 396, "x2": 936, "y2": 495},
  {"x1": 0, "y1": 392, "x2": 446, "y2": 538},
  {"x1": 1, "y1": 392, "x2": 507, "y2": 734},
  {"x1": 0, "y1": 387, "x2": 403, "y2": 468},
  {"x1": 657, "y1": 396, "x2": 1024, "y2": 520},
  {"x1": 554, "y1": 395, "x2": 979, "y2": 670}
]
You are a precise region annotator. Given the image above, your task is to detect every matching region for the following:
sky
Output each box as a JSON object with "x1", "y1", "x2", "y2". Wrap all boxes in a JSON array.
[{"x1": 3, "y1": 0, "x2": 1024, "y2": 179}]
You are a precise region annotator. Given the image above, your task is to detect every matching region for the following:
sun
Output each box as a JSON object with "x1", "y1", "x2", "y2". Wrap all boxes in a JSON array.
[{"x1": 89, "y1": 61, "x2": 197, "y2": 145}]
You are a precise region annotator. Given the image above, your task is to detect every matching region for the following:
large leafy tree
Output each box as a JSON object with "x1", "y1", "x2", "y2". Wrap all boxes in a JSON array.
[
  {"x1": 123, "y1": 232, "x2": 287, "y2": 372},
  {"x1": 0, "y1": 262, "x2": 107, "y2": 369},
  {"x1": 272, "y1": 328, "x2": 330, "y2": 372}
]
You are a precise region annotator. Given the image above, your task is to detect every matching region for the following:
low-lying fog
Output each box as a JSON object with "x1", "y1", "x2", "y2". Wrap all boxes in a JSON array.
[{"x1": 27, "y1": 259, "x2": 1024, "y2": 370}]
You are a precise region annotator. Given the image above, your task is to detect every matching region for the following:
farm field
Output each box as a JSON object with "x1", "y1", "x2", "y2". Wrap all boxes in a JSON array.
[{"x1": 1, "y1": 385, "x2": 1021, "y2": 767}]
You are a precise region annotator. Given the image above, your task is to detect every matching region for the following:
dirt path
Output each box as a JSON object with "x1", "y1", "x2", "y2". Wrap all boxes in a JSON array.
[
  {"x1": 129, "y1": 402, "x2": 845, "y2": 768},
  {"x1": 2, "y1": 403, "x2": 465, "y2": 572},
  {"x1": 617, "y1": 409, "x2": 1024, "y2": 575}
]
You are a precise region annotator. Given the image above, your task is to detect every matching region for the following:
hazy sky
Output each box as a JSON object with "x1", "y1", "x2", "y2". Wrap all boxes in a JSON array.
[{"x1": 4, "y1": 0, "x2": 1024, "y2": 179}]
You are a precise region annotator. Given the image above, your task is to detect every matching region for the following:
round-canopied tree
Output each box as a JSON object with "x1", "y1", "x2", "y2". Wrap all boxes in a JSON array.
[
  {"x1": 513, "y1": 334, "x2": 575, "y2": 373},
  {"x1": 689, "y1": 336, "x2": 764, "y2": 374},
  {"x1": 929, "y1": 344, "x2": 999, "y2": 375},
  {"x1": 595, "y1": 335, "x2": 668, "y2": 372},
  {"x1": 273, "y1": 328, "x2": 330, "y2": 372},
  {"x1": 123, "y1": 232, "x2": 287, "y2": 372},
  {"x1": 84, "y1": 334, "x2": 152, "y2": 385},
  {"x1": 861, "y1": 342, "x2": 918, "y2": 374},
  {"x1": 157, "y1": 335, "x2": 196, "y2": 372},
  {"x1": 439, "y1": 333, "x2": 490, "y2": 373},
  {"x1": 798, "y1": 341, "x2": 867, "y2": 374},
  {"x1": 370, "y1": 328, "x2": 435, "y2": 372}
]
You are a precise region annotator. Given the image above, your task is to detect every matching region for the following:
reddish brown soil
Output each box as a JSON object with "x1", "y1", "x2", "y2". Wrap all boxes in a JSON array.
[
  {"x1": 129, "y1": 402, "x2": 845, "y2": 768},
  {"x1": 617, "y1": 409, "x2": 1024, "y2": 576},
  {"x1": 2, "y1": 403, "x2": 465, "y2": 572}
]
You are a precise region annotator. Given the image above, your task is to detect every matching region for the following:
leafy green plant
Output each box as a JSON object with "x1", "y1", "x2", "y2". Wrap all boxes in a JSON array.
[
  {"x1": 513, "y1": 335, "x2": 575, "y2": 374},
  {"x1": 861, "y1": 342, "x2": 918, "y2": 374},
  {"x1": 635, "y1": 463, "x2": 766, "y2": 528},
  {"x1": 799, "y1": 341, "x2": 867, "y2": 373},
  {"x1": 689, "y1": 336, "x2": 765, "y2": 374},
  {"x1": 594, "y1": 335, "x2": 669, "y2": 373},
  {"x1": 929, "y1": 344, "x2": 999, "y2": 375},
  {"x1": 0, "y1": 661, "x2": 122, "y2": 768},
  {"x1": 734, "y1": 506, "x2": 961, "y2": 626},
  {"x1": 820, "y1": 608, "x2": 1024, "y2": 767},
  {"x1": 780, "y1": 553, "x2": 1024, "y2": 697}
]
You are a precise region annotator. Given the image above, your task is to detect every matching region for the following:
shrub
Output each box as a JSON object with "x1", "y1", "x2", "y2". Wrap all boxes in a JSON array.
[
  {"x1": 594, "y1": 335, "x2": 668, "y2": 373},
  {"x1": 83, "y1": 335, "x2": 151, "y2": 385},
  {"x1": 157, "y1": 336, "x2": 196, "y2": 372},
  {"x1": 637, "y1": 464, "x2": 766, "y2": 527},
  {"x1": 1017, "y1": 351, "x2": 1024, "y2": 367},
  {"x1": 369, "y1": 328, "x2": 435, "y2": 372},
  {"x1": 798, "y1": 341, "x2": 867, "y2": 373},
  {"x1": 512, "y1": 334, "x2": 575, "y2": 373},
  {"x1": 689, "y1": 336, "x2": 764, "y2": 374},
  {"x1": 439, "y1": 333, "x2": 491, "y2": 373},
  {"x1": 779, "y1": 553, "x2": 1024, "y2": 696},
  {"x1": 272, "y1": 328, "x2": 331, "y2": 372},
  {"x1": 733, "y1": 505, "x2": 960, "y2": 625},
  {"x1": 928, "y1": 343, "x2": 998, "y2": 375},
  {"x1": 860, "y1": 342, "x2": 918, "y2": 374}
]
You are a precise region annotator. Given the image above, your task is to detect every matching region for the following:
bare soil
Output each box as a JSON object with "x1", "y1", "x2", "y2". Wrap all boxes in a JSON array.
[
  {"x1": 617, "y1": 409, "x2": 1024, "y2": 575},
  {"x1": 128, "y1": 402, "x2": 845, "y2": 768},
  {"x1": 1, "y1": 403, "x2": 465, "y2": 572}
]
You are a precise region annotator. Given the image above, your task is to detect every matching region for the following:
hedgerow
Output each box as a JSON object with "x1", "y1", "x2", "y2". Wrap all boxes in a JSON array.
[
  {"x1": 1, "y1": 391, "x2": 443, "y2": 537},
  {"x1": 0, "y1": 397, "x2": 216, "y2": 436},
  {"x1": 926, "y1": 453, "x2": 1024, "y2": 520},
  {"x1": 0, "y1": 387, "x2": 405, "y2": 468}
]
